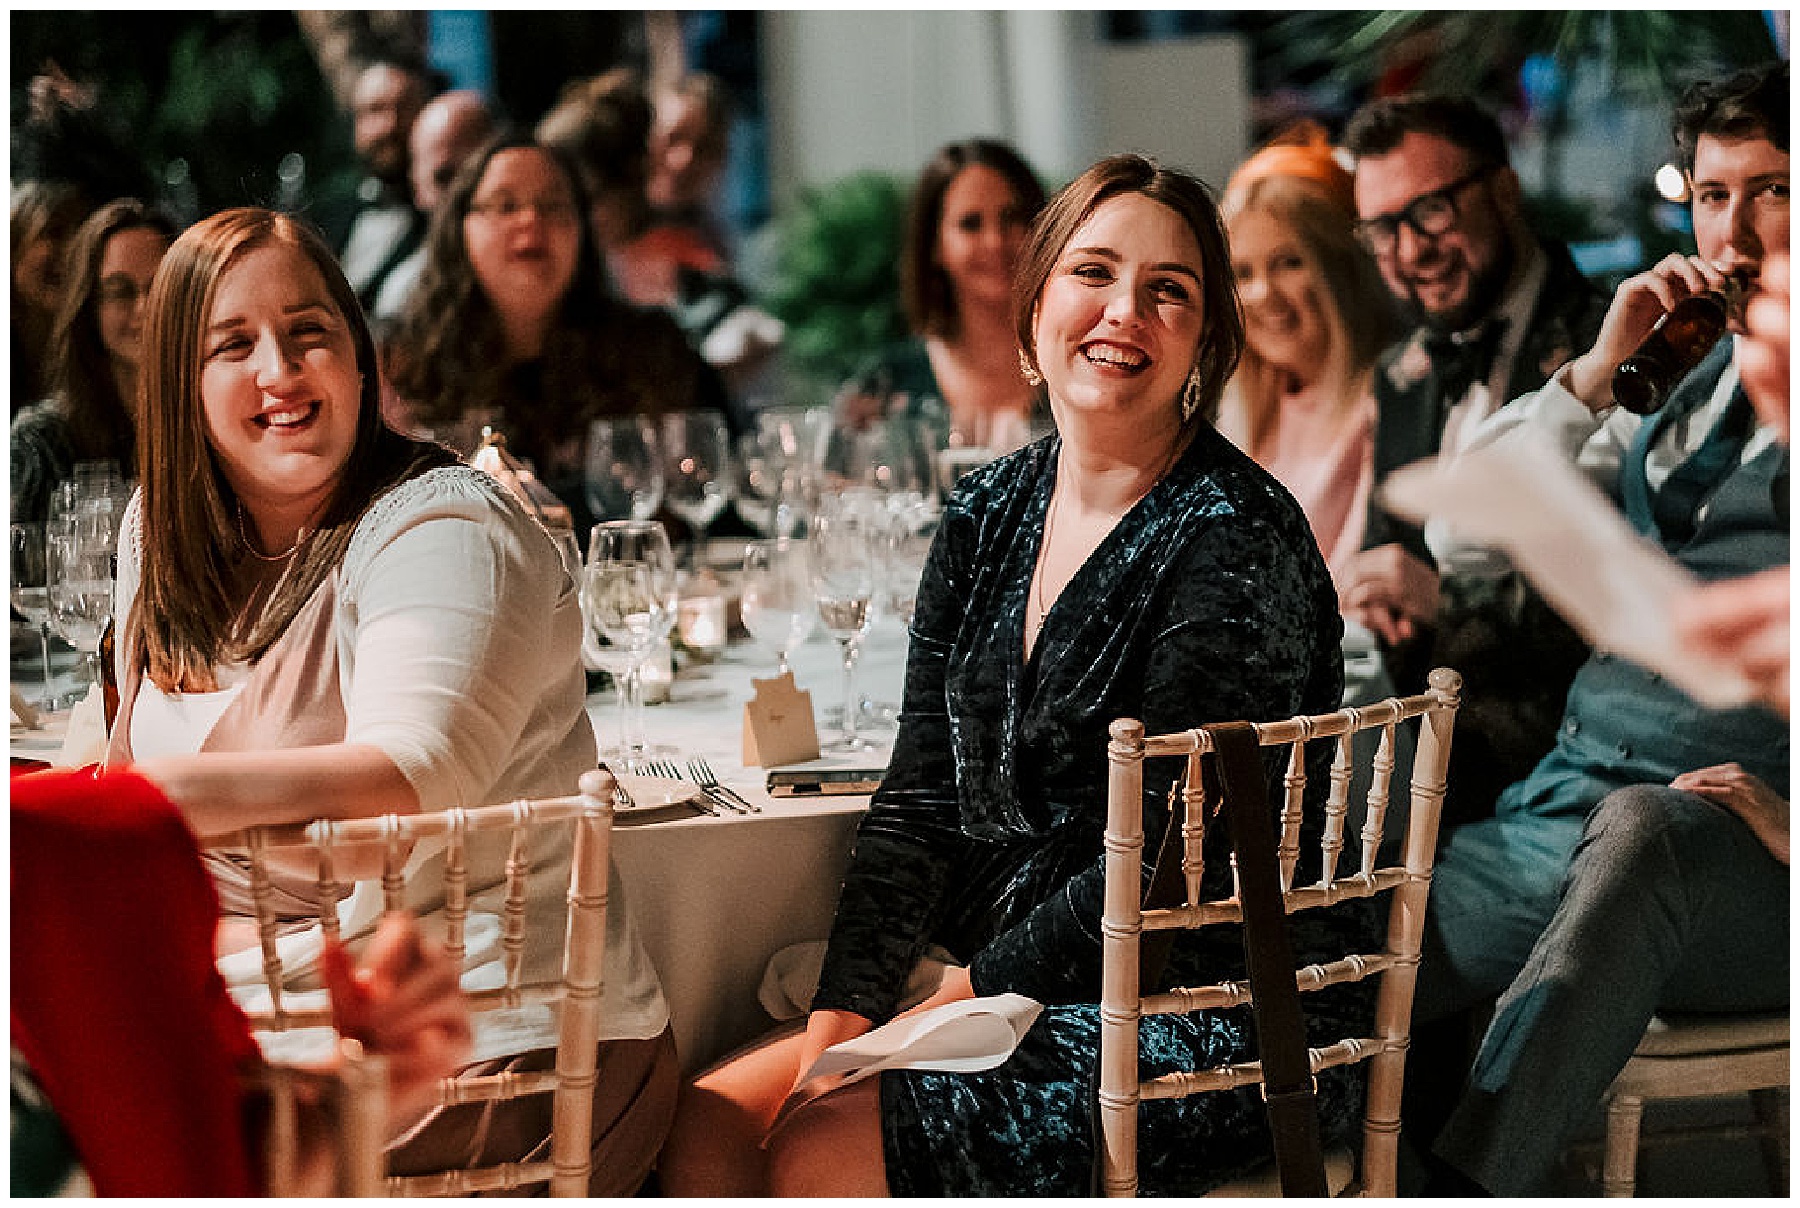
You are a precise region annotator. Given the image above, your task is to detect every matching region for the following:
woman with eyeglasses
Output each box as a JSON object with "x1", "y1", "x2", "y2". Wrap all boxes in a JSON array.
[
  {"x1": 11, "y1": 198, "x2": 178, "y2": 523},
  {"x1": 384, "y1": 135, "x2": 729, "y2": 535},
  {"x1": 1217, "y1": 125, "x2": 1399, "y2": 584}
]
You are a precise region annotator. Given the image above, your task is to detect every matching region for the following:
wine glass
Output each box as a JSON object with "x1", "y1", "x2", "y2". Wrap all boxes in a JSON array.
[
  {"x1": 882, "y1": 498, "x2": 938, "y2": 631},
  {"x1": 809, "y1": 501, "x2": 878, "y2": 753},
  {"x1": 661, "y1": 410, "x2": 735, "y2": 542},
  {"x1": 11, "y1": 522, "x2": 69, "y2": 710},
  {"x1": 46, "y1": 510, "x2": 114, "y2": 697},
  {"x1": 584, "y1": 416, "x2": 664, "y2": 525},
  {"x1": 739, "y1": 538, "x2": 818, "y2": 675},
  {"x1": 581, "y1": 520, "x2": 677, "y2": 764}
]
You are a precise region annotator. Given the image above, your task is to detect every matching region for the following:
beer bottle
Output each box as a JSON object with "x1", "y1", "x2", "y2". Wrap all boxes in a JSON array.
[{"x1": 1611, "y1": 276, "x2": 1745, "y2": 414}]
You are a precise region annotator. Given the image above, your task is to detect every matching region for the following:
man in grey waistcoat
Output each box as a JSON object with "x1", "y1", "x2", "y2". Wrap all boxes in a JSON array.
[{"x1": 1408, "y1": 61, "x2": 1790, "y2": 1195}]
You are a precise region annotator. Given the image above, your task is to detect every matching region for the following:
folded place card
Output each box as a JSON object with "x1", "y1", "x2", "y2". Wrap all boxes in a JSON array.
[{"x1": 743, "y1": 671, "x2": 821, "y2": 768}]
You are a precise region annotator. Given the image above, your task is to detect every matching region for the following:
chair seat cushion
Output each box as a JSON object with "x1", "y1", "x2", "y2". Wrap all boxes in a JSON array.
[{"x1": 1636, "y1": 1011, "x2": 1789, "y2": 1058}]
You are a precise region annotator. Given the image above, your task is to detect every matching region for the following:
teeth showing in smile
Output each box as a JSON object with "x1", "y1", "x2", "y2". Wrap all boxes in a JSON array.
[
  {"x1": 258, "y1": 402, "x2": 317, "y2": 429},
  {"x1": 1084, "y1": 343, "x2": 1148, "y2": 370}
]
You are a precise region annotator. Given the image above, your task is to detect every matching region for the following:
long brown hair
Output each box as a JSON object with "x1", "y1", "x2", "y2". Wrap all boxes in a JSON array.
[
  {"x1": 47, "y1": 198, "x2": 178, "y2": 469},
  {"x1": 901, "y1": 138, "x2": 1046, "y2": 341},
  {"x1": 1013, "y1": 153, "x2": 1245, "y2": 427},
  {"x1": 383, "y1": 136, "x2": 660, "y2": 440},
  {"x1": 131, "y1": 208, "x2": 452, "y2": 692}
]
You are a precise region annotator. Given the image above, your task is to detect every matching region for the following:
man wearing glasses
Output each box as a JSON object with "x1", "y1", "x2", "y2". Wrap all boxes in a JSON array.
[
  {"x1": 1338, "y1": 94, "x2": 1607, "y2": 831},
  {"x1": 1406, "y1": 60, "x2": 1789, "y2": 1196}
]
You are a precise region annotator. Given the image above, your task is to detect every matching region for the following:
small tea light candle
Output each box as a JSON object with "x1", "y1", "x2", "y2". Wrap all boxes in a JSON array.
[
  {"x1": 639, "y1": 639, "x2": 674, "y2": 704},
  {"x1": 678, "y1": 593, "x2": 729, "y2": 658}
]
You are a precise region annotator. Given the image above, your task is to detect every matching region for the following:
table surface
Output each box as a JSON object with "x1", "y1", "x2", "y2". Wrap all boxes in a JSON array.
[
  {"x1": 603, "y1": 617, "x2": 905, "y2": 1070},
  {"x1": 12, "y1": 615, "x2": 906, "y2": 1078}
]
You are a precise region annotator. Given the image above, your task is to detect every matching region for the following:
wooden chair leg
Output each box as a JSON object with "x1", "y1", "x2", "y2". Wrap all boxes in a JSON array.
[
  {"x1": 1602, "y1": 1094, "x2": 1643, "y2": 1197},
  {"x1": 1750, "y1": 1088, "x2": 1789, "y2": 1196}
]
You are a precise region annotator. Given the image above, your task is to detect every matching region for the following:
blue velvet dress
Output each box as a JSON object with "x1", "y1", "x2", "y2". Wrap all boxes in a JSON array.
[{"x1": 812, "y1": 425, "x2": 1376, "y2": 1196}]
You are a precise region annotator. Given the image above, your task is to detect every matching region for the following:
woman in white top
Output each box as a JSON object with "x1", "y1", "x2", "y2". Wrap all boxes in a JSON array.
[
  {"x1": 1217, "y1": 124, "x2": 1399, "y2": 585},
  {"x1": 105, "y1": 207, "x2": 675, "y2": 1192}
]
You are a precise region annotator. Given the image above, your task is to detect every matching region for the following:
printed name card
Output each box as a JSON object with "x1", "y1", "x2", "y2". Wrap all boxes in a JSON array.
[{"x1": 743, "y1": 671, "x2": 821, "y2": 768}]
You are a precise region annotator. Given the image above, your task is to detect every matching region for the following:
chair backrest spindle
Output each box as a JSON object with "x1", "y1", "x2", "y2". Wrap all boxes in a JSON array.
[{"x1": 1098, "y1": 670, "x2": 1461, "y2": 1197}]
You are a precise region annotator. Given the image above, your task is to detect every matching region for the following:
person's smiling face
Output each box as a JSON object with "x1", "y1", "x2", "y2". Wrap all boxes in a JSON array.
[
  {"x1": 199, "y1": 242, "x2": 362, "y2": 538},
  {"x1": 1354, "y1": 131, "x2": 1515, "y2": 331},
  {"x1": 1032, "y1": 191, "x2": 1207, "y2": 426},
  {"x1": 1230, "y1": 207, "x2": 1331, "y2": 375}
]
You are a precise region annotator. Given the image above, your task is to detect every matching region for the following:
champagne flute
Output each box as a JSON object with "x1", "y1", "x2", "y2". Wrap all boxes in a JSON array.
[
  {"x1": 47, "y1": 510, "x2": 114, "y2": 696},
  {"x1": 739, "y1": 538, "x2": 818, "y2": 675},
  {"x1": 661, "y1": 410, "x2": 735, "y2": 543},
  {"x1": 585, "y1": 416, "x2": 664, "y2": 524},
  {"x1": 809, "y1": 502, "x2": 878, "y2": 752},
  {"x1": 581, "y1": 520, "x2": 677, "y2": 764},
  {"x1": 11, "y1": 522, "x2": 68, "y2": 710}
]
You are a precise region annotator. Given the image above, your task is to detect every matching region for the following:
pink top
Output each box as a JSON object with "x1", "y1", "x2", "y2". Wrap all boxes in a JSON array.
[{"x1": 1256, "y1": 394, "x2": 1376, "y2": 587}]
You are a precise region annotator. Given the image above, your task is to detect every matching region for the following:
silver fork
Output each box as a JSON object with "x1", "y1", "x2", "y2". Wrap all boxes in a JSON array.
[
  {"x1": 657, "y1": 758, "x2": 746, "y2": 814},
  {"x1": 597, "y1": 761, "x2": 636, "y2": 810},
  {"x1": 689, "y1": 758, "x2": 761, "y2": 814},
  {"x1": 647, "y1": 758, "x2": 733, "y2": 815}
]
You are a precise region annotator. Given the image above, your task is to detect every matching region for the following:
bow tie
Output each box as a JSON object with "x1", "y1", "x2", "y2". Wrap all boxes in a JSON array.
[{"x1": 1422, "y1": 319, "x2": 1508, "y2": 406}]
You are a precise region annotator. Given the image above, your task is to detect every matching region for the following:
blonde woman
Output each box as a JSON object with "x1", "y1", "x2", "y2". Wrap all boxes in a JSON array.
[{"x1": 1218, "y1": 124, "x2": 1399, "y2": 583}]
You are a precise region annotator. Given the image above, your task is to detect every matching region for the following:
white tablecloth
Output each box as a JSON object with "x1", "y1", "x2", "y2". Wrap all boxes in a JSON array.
[{"x1": 606, "y1": 617, "x2": 907, "y2": 1071}]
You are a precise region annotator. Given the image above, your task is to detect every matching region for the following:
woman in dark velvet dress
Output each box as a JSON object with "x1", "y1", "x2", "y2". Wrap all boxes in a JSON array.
[{"x1": 660, "y1": 154, "x2": 1369, "y2": 1196}]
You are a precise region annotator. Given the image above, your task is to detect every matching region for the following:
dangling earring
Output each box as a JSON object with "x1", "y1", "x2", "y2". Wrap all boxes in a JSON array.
[
  {"x1": 1180, "y1": 364, "x2": 1205, "y2": 423},
  {"x1": 1018, "y1": 348, "x2": 1043, "y2": 388}
]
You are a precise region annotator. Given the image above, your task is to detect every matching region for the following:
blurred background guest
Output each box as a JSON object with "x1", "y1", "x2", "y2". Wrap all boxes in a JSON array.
[
  {"x1": 370, "y1": 89, "x2": 498, "y2": 325},
  {"x1": 314, "y1": 53, "x2": 433, "y2": 312},
  {"x1": 538, "y1": 69, "x2": 778, "y2": 417},
  {"x1": 840, "y1": 138, "x2": 1048, "y2": 456},
  {"x1": 12, "y1": 198, "x2": 177, "y2": 523},
  {"x1": 646, "y1": 72, "x2": 734, "y2": 263},
  {"x1": 1218, "y1": 122, "x2": 1400, "y2": 585},
  {"x1": 384, "y1": 135, "x2": 730, "y2": 536},
  {"x1": 10, "y1": 181, "x2": 93, "y2": 415}
]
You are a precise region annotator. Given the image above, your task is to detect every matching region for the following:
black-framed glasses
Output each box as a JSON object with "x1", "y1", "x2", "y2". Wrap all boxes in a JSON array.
[
  {"x1": 1355, "y1": 164, "x2": 1498, "y2": 256},
  {"x1": 466, "y1": 195, "x2": 579, "y2": 225}
]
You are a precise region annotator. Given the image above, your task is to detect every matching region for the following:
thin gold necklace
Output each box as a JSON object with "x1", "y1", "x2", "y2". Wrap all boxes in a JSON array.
[{"x1": 236, "y1": 503, "x2": 306, "y2": 563}]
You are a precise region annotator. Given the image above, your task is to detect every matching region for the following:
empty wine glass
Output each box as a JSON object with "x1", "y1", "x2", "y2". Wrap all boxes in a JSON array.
[
  {"x1": 47, "y1": 510, "x2": 114, "y2": 697},
  {"x1": 585, "y1": 416, "x2": 664, "y2": 525},
  {"x1": 809, "y1": 500, "x2": 878, "y2": 753},
  {"x1": 739, "y1": 538, "x2": 817, "y2": 675},
  {"x1": 11, "y1": 522, "x2": 68, "y2": 710},
  {"x1": 581, "y1": 520, "x2": 677, "y2": 763},
  {"x1": 661, "y1": 410, "x2": 735, "y2": 542},
  {"x1": 883, "y1": 498, "x2": 938, "y2": 631}
]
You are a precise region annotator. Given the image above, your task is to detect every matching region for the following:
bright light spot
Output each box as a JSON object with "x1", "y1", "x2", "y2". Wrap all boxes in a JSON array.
[{"x1": 1655, "y1": 164, "x2": 1689, "y2": 203}]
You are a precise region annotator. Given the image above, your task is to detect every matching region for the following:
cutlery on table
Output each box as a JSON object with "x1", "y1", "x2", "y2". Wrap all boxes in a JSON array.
[
  {"x1": 689, "y1": 758, "x2": 761, "y2": 814},
  {"x1": 651, "y1": 758, "x2": 747, "y2": 814}
]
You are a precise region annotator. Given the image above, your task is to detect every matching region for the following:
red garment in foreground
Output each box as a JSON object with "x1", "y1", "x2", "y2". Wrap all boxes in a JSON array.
[{"x1": 11, "y1": 767, "x2": 261, "y2": 1197}]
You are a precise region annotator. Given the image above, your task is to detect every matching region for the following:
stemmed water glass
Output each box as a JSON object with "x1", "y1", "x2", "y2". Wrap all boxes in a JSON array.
[
  {"x1": 585, "y1": 416, "x2": 664, "y2": 525},
  {"x1": 11, "y1": 522, "x2": 68, "y2": 709},
  {"x1": 46, "y1": 508, "x2": 114, "y2": 698},
  {"x1": 581, "y1": 520, "x2": 677, "y2": 764},
  {"x1": 739, "y1": 538, "x2": 817, "y2": 675},
  {"x1": 661, "y1": 410, "x2": 735, "y2": 545},
  {"x1": 809, "y1": 500, "x2": 878, "y2": 752}
]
